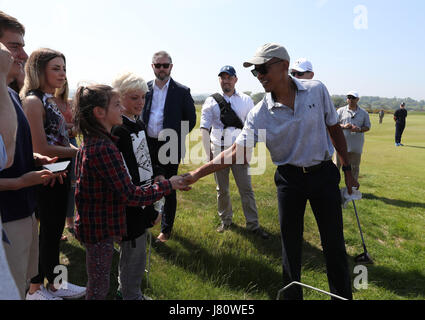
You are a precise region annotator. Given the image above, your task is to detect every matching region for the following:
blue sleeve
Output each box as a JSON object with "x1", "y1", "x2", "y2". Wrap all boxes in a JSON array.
[{"x1": 0, "y1": 135, "x2": 7, "y2": 172}]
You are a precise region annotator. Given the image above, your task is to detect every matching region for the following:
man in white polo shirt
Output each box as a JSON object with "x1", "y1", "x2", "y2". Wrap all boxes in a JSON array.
[
  {"x1": 290, "y1": 57, "x2": 314, "y2": 80},
  {"x1": 200, "y1": 65, "x2": 269, "y2": 239},
  {"x1": 333, "y1": 91, "x2": 371, "y2": 181},
  {"x1": 183, "y1": 43, "x2": 357, "y2": 300}
]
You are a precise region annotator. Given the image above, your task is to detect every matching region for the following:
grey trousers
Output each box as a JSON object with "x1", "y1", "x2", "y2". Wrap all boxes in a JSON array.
[
  {"x1": 333, "y1": 152, "x2": 362, "y2": 181},
  {"x1": 212, "y1": 145, "x2": 260, "y2": 230},
  {"x1": 118, "y1": 232, "x2": 147, "y2": 300}
]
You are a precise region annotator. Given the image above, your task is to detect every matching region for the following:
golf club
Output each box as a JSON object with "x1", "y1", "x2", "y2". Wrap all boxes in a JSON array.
[{"x1": 352, "y1": 200, "x2": 374, "y2": 264}]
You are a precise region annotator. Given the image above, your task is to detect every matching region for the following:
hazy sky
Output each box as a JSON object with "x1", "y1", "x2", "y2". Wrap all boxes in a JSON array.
[{"x1": 2, "y1": 0, "x2": 425, "y2": 100}]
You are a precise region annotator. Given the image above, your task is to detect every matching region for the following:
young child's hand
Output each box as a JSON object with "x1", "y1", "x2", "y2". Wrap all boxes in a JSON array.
[{"x1": 169, "y1": 175, "x2": 191, "y2": 191}]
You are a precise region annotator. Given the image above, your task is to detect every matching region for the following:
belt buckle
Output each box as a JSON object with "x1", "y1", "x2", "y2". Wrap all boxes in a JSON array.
[{"x1": 302, "y1": 167, "x2": 309, "y2": 174}]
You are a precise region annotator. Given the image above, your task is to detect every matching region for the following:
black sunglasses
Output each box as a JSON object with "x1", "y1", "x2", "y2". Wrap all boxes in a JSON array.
[
  {"x1": 347, "y1": 95, "x2": 357, "y2": 100},
  {"x1": 154, "y1": 63, "x2": 171, "y2": 69},
  {"x1": 251, "y1": 60, "x2": 282, "y2": 77},
  {"x1": 291, "y1": 71, "x2": 308, "y2": 77}
]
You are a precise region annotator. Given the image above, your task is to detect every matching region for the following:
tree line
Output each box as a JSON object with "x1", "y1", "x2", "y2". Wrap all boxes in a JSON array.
[{"x1": 193, "y1": 92, "x2": 425, "y2": 112}]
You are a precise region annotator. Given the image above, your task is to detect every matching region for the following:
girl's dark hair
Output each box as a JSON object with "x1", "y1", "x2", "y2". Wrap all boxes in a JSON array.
[{"x1": 73, "y1": 84, "x2": 117, "y2": 139}]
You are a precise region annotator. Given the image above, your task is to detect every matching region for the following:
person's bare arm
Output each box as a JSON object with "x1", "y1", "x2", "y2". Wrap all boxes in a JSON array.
[
  {"x1": 183, "y1": 143, "x2": 248, "y2": 185},
  {"x1": 0, "y1": 170, "x2": 55, "y2": 191},
  {"x1": 0, "y1": 43, "x2": 17, "y2": 168},
  {"x1": 327, "y1": 123, "x2": 359, "y2": 193}
]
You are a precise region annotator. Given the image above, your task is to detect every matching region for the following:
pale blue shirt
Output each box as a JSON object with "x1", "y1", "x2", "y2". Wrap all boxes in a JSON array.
[
  {"x1": 0, "y1": 134, "x2": 7, "y2": 172},
  {"x1": 336, "y1": 105, "x2": 371, "y2": 154},
  {"x1": 0, "y1": 219, "x2": 21, "y2": 299},
  {"x1": 235, "y1": 77, "x2": 337, "y2": 167},
  {"x1": 147, "y1": 79, "x2": 170, "y2": 138},
  {"x1": 200, "y1": 90, "x2": 254, "y2": 147}
]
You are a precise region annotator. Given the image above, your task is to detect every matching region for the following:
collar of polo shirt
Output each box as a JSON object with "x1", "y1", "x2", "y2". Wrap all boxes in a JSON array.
[{"x1": 266, "y1": 76, "x2": 306, "y2": 109}]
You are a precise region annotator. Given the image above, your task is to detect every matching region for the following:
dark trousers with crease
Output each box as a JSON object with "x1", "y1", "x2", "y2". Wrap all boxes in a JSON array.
[
  {"x1": 31, "y1": 176, "x2": 70, "y2": 284},
  {"x1": 395, "y1": 123, "x2": 405, "y2": 144},
  {"x1": 274, "y1": 161, "x2": 352, "y2": 300},
  {"x1": 147, "y1": 136, "x2": 179, "y2": 235}
]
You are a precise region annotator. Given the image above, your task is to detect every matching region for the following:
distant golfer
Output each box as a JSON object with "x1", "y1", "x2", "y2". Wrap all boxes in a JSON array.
[
  {"x1": 334, "y1": 91, "x2": 371, "y2": 181},
  {"x1": 378, "y1": 109, "x2": 384, "y2": 124},
  {"x1": 394, "y1": 102, "x2": 407, "y2": 146}
]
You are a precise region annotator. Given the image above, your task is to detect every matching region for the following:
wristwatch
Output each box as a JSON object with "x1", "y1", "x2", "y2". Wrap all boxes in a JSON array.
[{"x1": 342, "y1": 165, "x2": 352, "y2": 172}]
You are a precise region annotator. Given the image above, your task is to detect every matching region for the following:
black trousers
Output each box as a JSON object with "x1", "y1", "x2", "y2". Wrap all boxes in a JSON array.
[
  {"x1": 395, "y1": 123, "x2": 405, "y2": 144},
  {"x1": 274, "y1": 161, "x2": 352, "y2": 300},
  {"x1": 147, "y1": 136, "x2": 180, "y2": 235},
  {"x1": 32, "y1": 176, "x2": 70, "y2": 284}
]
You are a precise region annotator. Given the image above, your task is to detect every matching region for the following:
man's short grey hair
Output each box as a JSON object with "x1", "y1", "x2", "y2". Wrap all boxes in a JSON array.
[{"x1": 152, "y1": 50, "x2": 172, "y2": 64}]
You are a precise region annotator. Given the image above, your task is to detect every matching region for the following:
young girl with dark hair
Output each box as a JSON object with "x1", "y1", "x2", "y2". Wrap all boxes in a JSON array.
[{"x1": 73, "y1": 84, "x2": 188, "y2": 300}]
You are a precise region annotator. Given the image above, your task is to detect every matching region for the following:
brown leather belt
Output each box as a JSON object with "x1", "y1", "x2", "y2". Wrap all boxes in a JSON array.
[{"x1": 280, "y1": 160, "x2": 332, "y2": 174}]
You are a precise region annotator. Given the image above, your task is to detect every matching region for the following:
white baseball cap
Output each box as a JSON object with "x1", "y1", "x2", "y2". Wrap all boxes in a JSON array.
[
  {"x1": 290, "y1": 58, "x2": 313, "y2": 72},
  {"x1": 347, "y1": 91, "x2": 359, "y2": 98},
  {"x1": 243, "y1": 43, "x2": 290, "y2": 67}
]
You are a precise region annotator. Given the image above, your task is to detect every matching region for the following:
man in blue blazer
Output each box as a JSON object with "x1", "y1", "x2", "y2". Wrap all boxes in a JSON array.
[{"x1": 143, "y1": 50, "x2": 196, "y2": 243}]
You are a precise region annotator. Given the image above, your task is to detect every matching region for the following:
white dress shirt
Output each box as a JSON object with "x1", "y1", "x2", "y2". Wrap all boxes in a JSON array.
[
  {"x1": 200, "y1": 90, "x2": 254, "y2": 147},
  {"x1": 147, "y1": 79, "x2": 170, "y2": 138}
]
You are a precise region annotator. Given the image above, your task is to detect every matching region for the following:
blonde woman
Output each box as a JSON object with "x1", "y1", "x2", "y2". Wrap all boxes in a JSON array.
[{"x1": 21, "y1": 48, "x2": 85, "y2": 300}]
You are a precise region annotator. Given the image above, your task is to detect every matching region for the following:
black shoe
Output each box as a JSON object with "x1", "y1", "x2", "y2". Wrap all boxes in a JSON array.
[
  {"x1": 216, "y1": 223, "x2": 232, "y2": 233},
  {"x1": 251, "y1": 227, "x2": 270, "y2": 240}
]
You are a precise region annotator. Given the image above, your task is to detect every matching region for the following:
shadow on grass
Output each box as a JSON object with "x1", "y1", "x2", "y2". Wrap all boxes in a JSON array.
[
  {"x1": 349, "y1": 260, "x2": 425, "y2": 299},
  {"x1": 362, "y1": 193, "x2": 425, "y2": 209},
  {"x1": 153, "y1": 229, "x2": 329, "y2": 300},
  {"x1": 404, "y1": 145, "x2": 425, "y2": 149},
  {"x1": 59, "y1": 238, "x2": 121, "y2": 299}
]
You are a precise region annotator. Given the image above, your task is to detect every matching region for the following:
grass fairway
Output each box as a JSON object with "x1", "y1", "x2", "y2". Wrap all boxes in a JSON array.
[{"x1": 61, "y1": 110, "x2": 425, "y2": 300}]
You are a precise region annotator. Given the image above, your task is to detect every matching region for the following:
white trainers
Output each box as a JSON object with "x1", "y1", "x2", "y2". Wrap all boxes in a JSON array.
[
  {"x1": 25, "y1": 285, "x2": 63, "y2": 300},
  {"x1": 141, "y1": 294, "x2": 152, "y2": 300},
  {"x1": 48, "y1": 282, "x2": 86, "y2": 299}
]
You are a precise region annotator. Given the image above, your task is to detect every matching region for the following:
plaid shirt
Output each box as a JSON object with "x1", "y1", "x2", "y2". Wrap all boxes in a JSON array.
[{"x1": 74, "y1": 134, "x2": 172, "y2": 244}]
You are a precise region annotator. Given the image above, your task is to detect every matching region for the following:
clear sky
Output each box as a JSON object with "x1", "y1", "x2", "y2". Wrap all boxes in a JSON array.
[{"x1": 2, "y1": 0, "x2": 425, "y2": 100}]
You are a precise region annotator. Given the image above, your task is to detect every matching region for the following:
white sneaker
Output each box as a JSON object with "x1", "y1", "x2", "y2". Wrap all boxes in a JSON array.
[
  {"x1": 25, "y1": 285, "x2": 63, "y2": 300},
  {"x1": 48, "y1": 282, "x2": 86, "y2": 299},
  {"x1": 141, "y1": 294, "x2": 152, "y2": 300}
]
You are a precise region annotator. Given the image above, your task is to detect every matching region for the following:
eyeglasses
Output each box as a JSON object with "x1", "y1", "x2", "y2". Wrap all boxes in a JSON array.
[
  {"x1": 291, "y1": 71, "x2": 308, "y2": 77},
  {"x1": 347, "y1": 96, "x2": 357, "y2": 100},
  {"x1": 251, "y1": 60, "x2": 283, "y2": 77},
  {"x1": 153, "y1": 63, "x2": 171, "y2": 69}
]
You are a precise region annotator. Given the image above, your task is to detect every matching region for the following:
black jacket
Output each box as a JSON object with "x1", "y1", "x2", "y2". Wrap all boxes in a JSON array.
[
  {"x1": 112, "y1": 116, "x2": 165, "y2": 241},
  {"x1": 143, "y1": 78, "x2": 197, "y2": 161}
]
